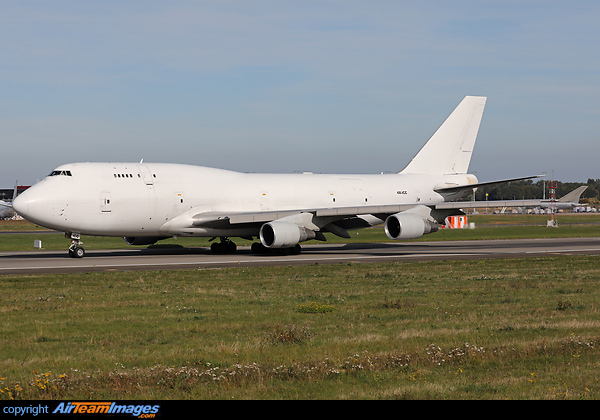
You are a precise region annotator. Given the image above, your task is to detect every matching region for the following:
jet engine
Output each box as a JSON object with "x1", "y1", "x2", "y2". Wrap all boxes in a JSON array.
[
  {"x1": 259, "y1": 221, "x2": 317, "y2": 248},
  {"x1": 123, "y1": 236, "x2": 169, "y2": 246},
  {"x1": 384, "y1": 212, "x2": 438, "y2": 240}
]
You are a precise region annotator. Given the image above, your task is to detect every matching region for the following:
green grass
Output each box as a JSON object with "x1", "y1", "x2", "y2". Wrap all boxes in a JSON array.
[
  {"x1": 2, "y1": 214, "x2": 600, "y2": 399},
  {"x1": 2, "y1": 256, "x2": 600, "y2": 399}
]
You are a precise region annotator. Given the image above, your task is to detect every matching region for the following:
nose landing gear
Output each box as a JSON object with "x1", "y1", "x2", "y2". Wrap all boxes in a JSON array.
[{"x1": 66, "y1": 232, "x2": 85, "y2": 258}]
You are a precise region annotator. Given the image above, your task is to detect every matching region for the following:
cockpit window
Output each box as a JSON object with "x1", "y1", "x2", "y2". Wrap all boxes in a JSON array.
[{"x1": 49, "y1": 170, "x2": 72, "y2": 177}]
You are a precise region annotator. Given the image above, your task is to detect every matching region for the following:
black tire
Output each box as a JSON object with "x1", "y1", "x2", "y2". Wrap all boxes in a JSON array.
[
  {"x1": 211, "y1": 241, "x2": 237, "y2": 254},
  {"x1": 70, "y1": 246, "x2": 85, "y2": 258}
]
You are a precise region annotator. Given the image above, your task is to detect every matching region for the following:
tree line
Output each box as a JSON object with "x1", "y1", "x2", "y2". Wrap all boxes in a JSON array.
[{"x1": 473, "y1": 179, "x2": 600, "y2": 206}]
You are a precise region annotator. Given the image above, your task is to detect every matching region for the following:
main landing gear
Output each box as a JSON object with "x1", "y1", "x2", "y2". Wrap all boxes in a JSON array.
[
  {"x1": 67, "y1": 232, "x2": 85, "y2": 258},
  {"x1": 209, "y1": 237, "x2": 302, "y2": 255},
  {"x1": 210, "y1": 237, "x2": 237, "y2": 254}
]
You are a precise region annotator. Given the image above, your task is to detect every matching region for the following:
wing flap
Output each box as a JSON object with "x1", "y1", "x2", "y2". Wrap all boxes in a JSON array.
[
  {"x1": 315, "y1": 204, "x2": 415, "y2": 217},
  {"x1": 228, "y1": 210, "x2": 304, "y2": 224}
]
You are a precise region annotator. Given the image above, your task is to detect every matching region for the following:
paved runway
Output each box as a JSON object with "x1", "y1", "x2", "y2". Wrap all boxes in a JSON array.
[{"x1": 1, "y1": 237, "x2": 600, "y2": 275}]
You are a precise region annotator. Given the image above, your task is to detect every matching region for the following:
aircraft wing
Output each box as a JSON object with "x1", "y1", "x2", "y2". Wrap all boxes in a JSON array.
[
  {"x1": 186, "y1": 204, "x2": 426, "y2": 241},
  {"x1": 188, "y1": 182, "x2": 586, "y2": 235},
  {"x1": 190, "y1": 194, "x2": 556, "y2": 231},
  {"x1": 191, "y1": 204, "x2": 420, "y2": 225},
  {"x1": 191, "y1": 204, "x2": 418, "y2": 228},
  {"x1": 230, "y1": 205, "x2": 419, "y2": 222}
]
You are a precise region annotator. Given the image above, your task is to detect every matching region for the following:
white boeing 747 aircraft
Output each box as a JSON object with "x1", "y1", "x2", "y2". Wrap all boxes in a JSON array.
[{"x1": 13, "y1": 96, "x2": 545, "y2": 258}]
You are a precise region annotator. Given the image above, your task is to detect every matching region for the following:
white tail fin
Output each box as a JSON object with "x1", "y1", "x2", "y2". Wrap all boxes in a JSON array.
[{"x1": 400, "y1": 96, "x2": 487, "y2": 175}]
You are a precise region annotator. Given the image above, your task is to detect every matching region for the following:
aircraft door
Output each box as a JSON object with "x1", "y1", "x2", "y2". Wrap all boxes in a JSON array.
[
  {"x1": 100, "y1": 191, "x2": 112, "y2": 213},
  {"x1": 137, "y1": 164, "x2": 154, "y2": 185}
]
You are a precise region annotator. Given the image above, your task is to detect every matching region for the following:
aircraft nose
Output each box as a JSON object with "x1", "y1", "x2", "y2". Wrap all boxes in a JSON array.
[{"x1": 12, "y1": 191, "x2": 29, "y2": 216}]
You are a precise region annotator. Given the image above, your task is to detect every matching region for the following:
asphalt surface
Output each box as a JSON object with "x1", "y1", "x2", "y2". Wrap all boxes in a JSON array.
[{"x1": 1, "y1": 237, "x2": 600, "y2": 275}]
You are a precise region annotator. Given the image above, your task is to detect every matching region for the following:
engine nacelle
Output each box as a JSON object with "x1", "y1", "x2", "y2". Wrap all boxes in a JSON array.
[
  {"x1": 384, "y1": 213, "x2": 438, "y2": 240},
  {"x1": 123, "y1": 236, "x2": 169, "y2": 246},
  {"x1": 259, "y1": 221, "x2": 317, "y2": 248}
]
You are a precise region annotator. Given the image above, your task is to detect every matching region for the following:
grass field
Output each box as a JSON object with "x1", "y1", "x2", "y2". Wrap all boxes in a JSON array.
[{"x1": 1, "y1": 214, "x2": 600, "y2": 399}]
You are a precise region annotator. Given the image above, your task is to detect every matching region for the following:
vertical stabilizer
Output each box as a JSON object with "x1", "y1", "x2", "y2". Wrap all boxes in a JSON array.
[{"x1": 400, "y1": 96, "x2": 487, "y2": 175}]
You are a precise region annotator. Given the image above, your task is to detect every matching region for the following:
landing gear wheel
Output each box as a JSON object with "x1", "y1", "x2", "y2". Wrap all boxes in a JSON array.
[
  {"x1": 210, "y1": 238, "x2": 237, "y2": 254},
  {"x1": 251, "y1": 242, "x2": 266, "y2": 254},
  {"x1": 67, "y1": 233, "x2": 85, "y2": 258},
  {"x1": 69, "y1": 245, "x2": 85, "y2": 258},
  {"x1": 226, "y1": 241, "x2": 237, "y2": 253}
]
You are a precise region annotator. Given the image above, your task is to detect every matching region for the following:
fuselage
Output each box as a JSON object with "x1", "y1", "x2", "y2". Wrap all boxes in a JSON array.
[{"x1": 13, "y1": 162, "x2": 477, "y2": 238}]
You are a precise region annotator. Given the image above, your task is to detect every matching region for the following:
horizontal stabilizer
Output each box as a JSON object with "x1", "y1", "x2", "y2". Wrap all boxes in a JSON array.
[
  {"x1": 436, "y1": 199, "x2": 542, "y2": 210},
  {"x1": 434, "y1": 175, "x2": 544, "y2": 194}
]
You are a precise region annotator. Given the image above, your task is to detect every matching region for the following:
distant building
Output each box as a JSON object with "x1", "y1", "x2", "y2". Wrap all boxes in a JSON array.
[{"x1": 0, "y1": 186, "x2": 30, "y2": 201}]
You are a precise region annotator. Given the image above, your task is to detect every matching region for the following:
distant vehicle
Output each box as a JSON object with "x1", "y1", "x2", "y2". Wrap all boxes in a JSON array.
[{"x1": 14, "y1": 96, "x2": 548, "y2": 258}]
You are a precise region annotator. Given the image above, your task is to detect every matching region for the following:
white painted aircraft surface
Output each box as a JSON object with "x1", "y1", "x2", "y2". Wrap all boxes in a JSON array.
[{"x1": 14, "y1": 96, "x2": 553, "y2": 258}]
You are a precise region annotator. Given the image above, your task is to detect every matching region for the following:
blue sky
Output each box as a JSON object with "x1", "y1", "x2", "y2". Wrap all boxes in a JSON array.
[{"x1": 1, "y1": 1, "x2": 599, "y2": 186}]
